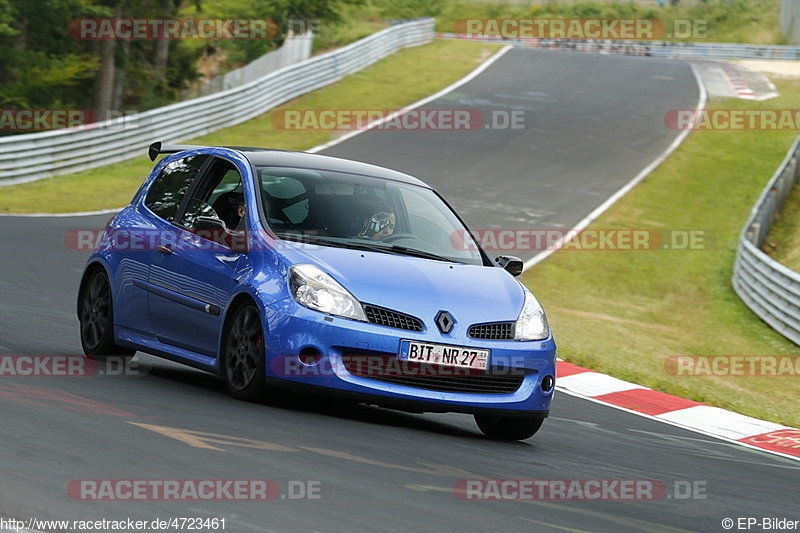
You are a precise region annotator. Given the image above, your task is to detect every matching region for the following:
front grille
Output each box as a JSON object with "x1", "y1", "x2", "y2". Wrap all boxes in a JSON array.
[
  {"x1": 469, "y1": 322, "x2": 515, "y2": 340},
  {"x1": 343, "y1": 356, "x2": 526, "y2": 395},
  {"x1": 364, "y1": 304, "x2": 424, "y2": 332}
]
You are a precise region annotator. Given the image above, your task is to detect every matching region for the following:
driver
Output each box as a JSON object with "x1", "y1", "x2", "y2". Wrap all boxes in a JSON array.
[
  {"x1": 225, "y1": 191, "x2": 247, "y2": 231},
  {"x1": 359, "y1": 211, "x2": 396, "y2": 240}
]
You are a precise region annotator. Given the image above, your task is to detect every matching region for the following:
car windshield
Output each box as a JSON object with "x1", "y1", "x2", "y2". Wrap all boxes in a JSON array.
[{"x1": 255, "y1": 166, "x2": 485, "y2": 266}]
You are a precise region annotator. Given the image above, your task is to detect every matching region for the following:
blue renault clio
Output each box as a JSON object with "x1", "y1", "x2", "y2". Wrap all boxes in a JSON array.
[{"x1": 78, "y1": 142, "x2": 556, "y2": 440}]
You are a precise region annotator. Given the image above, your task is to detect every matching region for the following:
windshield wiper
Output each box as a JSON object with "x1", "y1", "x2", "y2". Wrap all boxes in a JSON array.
[
  {"x1": 342, "y1": 242, "x2": 455, "y2": 262},
  {"x1": 278, "y1": 234, "x2": 391, "y2": 253},
  {"x1": 378, "y1": 244, "x2": 455, "y2": 263},
  {"x1": 277, "y1": 234, "x2": 455, "y2": 262},
  {"x1": 276, "y1": 234, "x2": 359, "y2": 250}
]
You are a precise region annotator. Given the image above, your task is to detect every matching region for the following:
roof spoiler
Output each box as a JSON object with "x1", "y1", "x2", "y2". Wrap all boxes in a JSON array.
[{"x1": 148, "y1": 141, "x2": 208, "y2": 161}]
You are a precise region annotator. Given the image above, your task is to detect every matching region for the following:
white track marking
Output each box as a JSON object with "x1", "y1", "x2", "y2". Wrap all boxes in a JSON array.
[
  {"x1": 523, "y1": 63, "x2": 708, "y2": 271},
  {"x1": 555, "y1": 387, "x2": 800, "y2": 464},
  {"x1": 306, "y1": 46, "x2": 513, "y2": 154},
  {"x1": 657, "y1": 405, "x2": 789, "y2": 441},
  {"x1": 556, "y1": 372, "x2": 646, "y2": 397}
]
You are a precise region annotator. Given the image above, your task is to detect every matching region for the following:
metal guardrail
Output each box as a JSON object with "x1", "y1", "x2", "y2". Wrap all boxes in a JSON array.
[
  {"x1": 436, "y1": 33, "x2": 800, "y2": 60},
  {"x1": 181, "y1": 32, "x2": 313, "y2": 100},
  {"x1": 0, "y1": 18, "x2": 434, "y2": 186},
  {"x1": 732, "y1": 138, "x2": 800, "y2": 346}
]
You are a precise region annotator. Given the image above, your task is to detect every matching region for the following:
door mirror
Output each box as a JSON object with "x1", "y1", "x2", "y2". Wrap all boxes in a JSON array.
[
  {"x1": 194, "y1": 216, "x2": 247, "y2": 253},
  {"x1": 195, "y1": 215, "x2": 228, "y2": 231},
  {"x1": 495, "y1": 255, "x2": 524, "y2": 276}
]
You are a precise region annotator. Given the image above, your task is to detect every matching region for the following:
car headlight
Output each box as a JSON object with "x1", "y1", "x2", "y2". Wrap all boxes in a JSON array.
[
  {"x1": 289, "y1": 264, "x2": 367, "y2": 321},
  {"x1": 514, "y1": 288, "x2": 550, "y2": 341}
]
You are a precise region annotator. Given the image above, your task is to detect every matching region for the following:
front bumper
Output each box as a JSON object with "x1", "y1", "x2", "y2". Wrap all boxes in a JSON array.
[{"x1": 263, "y1": 299, "x2": 556, "y2": 414}]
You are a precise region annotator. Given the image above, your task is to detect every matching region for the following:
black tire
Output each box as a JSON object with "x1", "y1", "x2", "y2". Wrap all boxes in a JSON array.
[
  {"x1": 223, "y1": 303, "x2": 269, "y2": 401},
  {"x1": 474, "y1": 414, "x2": 545, "y2": 441},
  {"x1": 79, "y1": 268, "x2": 135, "y2": 360}
]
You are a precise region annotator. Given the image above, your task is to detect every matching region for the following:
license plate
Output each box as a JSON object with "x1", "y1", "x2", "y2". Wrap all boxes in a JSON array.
[{"x1": 399, "y1": 340, "x2": 490, "y2": 371}]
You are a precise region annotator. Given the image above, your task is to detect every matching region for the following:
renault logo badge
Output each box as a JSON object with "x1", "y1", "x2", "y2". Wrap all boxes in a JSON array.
[{"x1": 435, "y1": 311, "x2": 455, "y2": 334}]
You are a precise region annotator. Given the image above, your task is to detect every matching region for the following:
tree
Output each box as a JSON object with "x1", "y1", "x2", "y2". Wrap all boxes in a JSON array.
[{"x1": 0, "y1": 0, "x2": 101, "y2": 109}]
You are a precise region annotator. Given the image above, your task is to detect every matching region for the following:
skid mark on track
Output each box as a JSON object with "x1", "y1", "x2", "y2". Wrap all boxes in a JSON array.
[
  {"x1": 129, "y1": 422, "x2": 487, "y2": 478},
  {"x1": 0, "y1": 384, "x2": 137, "y2": 417},
  {"x1": 128, "y1": 422, "x2": 298, "y2": 452}
]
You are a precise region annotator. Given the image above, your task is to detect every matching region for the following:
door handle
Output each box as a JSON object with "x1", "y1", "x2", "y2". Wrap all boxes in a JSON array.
[{"x1": 157, "y1": 244, "x2": 174, "y2": 255}]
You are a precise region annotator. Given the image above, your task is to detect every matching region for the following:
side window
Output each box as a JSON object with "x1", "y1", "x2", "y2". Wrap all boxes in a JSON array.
[
  {"x1": 144, "y1": 155, "x2": 208, "y2": 222},
  {"x1": 180, "y1": 159, "x2": 246, "y2": 232}
]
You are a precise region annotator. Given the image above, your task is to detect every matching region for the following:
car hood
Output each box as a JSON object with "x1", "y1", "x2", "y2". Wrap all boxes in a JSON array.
[{"x1": 284, "y1": 244, "x2": 525, "y2": 329}]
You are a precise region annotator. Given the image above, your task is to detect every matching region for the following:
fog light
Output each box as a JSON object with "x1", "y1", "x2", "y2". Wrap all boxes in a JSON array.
[
  {"x1": 541, "y1": 375, "x2": 554, "y2": 392},
  {"x1": 299, "y1": 347, "x2": 322, "y2": 366}
]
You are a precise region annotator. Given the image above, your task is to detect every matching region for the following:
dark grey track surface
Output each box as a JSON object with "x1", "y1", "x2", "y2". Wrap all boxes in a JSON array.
[
  {"x1": 323, "y1": 49, "x2": 699, "y2": 261},
  {"x1": 1, "y1": 50, "x2": 797, "y2": 533}
]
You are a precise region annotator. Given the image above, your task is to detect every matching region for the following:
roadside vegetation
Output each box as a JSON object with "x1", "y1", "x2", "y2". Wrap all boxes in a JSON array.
[
  {"x1": 764, "y1": 184, "x2": 800, "y2": 272},
  {"x1": 372, "y1": 0, "x2": 784, "y2": 44},
  {"x1": 0, "y1": 0, "x2": 782, "y2": 127},
  {"x1": 0, "y1": 0, "x2": 366, "y2": 120},
  {"x1": 0, "y1": 39, "x2": 499, "y2": 213},
  {"x1": 522, "y1": 80, "x2": 800, "y2": 429}
]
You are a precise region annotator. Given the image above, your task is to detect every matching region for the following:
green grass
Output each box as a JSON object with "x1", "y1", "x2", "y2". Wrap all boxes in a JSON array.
[
  {"x1": 521, "y1": 79, "x2": 800, "y2": 429},
  {"x1": 764, "y1": 182, "x2": 800, "y2": 272},
  {"x1": 0, "y1": 39, "x2": 499, "y2": 214},
  {"x1": 180, "y1": 0, "x2": 786, "y2": 80},
  {"x1": 372, "y1": 0, "x2": 784, "y2": 44},
  {"x1": 310, "y1": 3, "x2": 390, "y2": 55}
]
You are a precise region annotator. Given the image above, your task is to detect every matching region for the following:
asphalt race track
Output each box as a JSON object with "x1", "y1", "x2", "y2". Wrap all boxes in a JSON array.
[
  {"x1": 1, "y1": 49, "x2": 797, "y2": 533},
  {"x1": 323, "y1": 49, "x2": 700, "y2": 262}
]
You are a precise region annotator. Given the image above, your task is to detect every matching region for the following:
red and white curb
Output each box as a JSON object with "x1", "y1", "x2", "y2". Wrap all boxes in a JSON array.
[
  {"x1": 720, "y1": 63, "x2": 778, "y2": 101},
  {"x1": 721, "y1": 64, "x2": 755, "y2": 99},
  {"x1": 556, "y1": 360, "x2": 800, "y2": 461}
]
